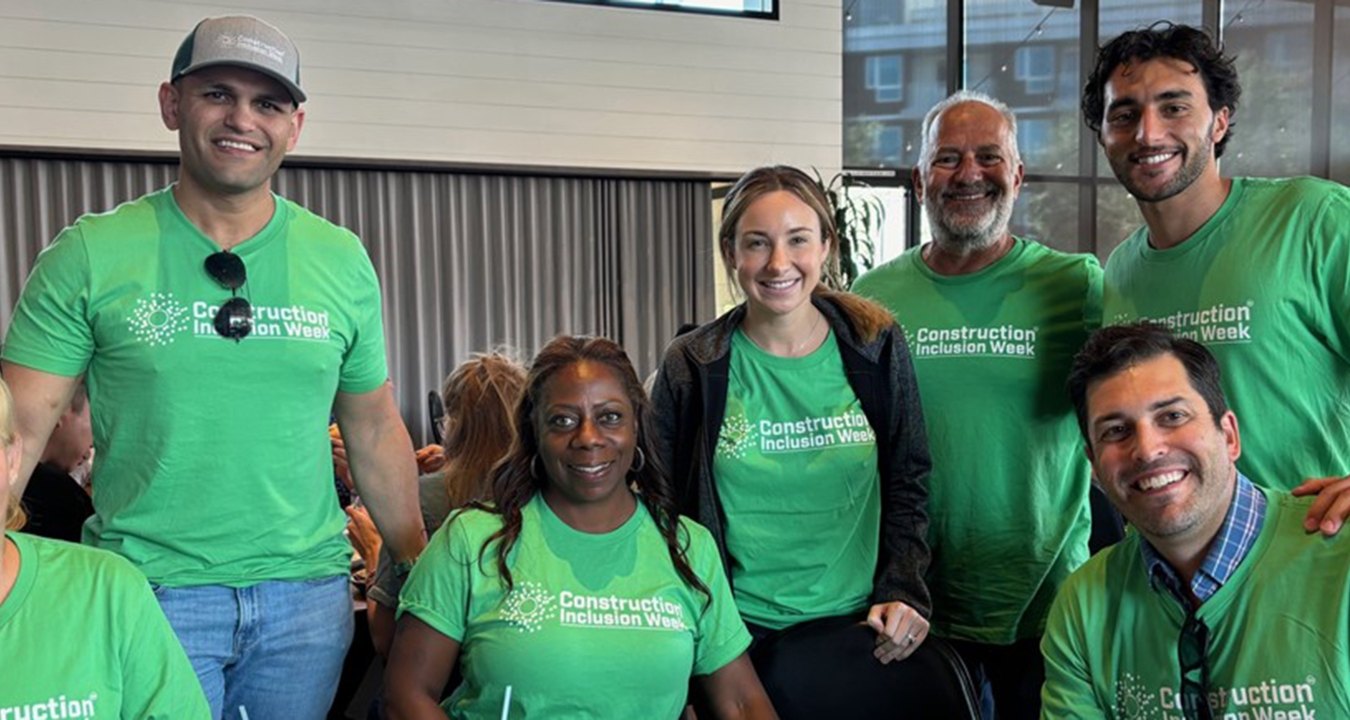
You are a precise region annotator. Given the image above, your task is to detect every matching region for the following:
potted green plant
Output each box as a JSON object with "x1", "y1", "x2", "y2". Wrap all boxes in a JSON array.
[{"x1": 814, "y1": 170, "x2": 884, "y2": 290}]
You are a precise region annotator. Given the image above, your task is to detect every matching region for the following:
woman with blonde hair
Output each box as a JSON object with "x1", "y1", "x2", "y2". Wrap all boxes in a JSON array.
[
  {"x1": 438, "y1": 353, "x2": 528, "y2": 508},
  {"x1": 653, "y1": 165, "x2": 962, "y2": 717},
  {"x1": 366, "y1": 352, "x2": 527, "y2": 655},
  {"x1": 0, "y1": 378, "x2": 210, "y2": 717}
]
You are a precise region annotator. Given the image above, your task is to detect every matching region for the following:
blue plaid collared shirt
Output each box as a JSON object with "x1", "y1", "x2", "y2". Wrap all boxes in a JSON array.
[{"x1": 1141, "y1": 473, "x2": 1266, "y2": 608}]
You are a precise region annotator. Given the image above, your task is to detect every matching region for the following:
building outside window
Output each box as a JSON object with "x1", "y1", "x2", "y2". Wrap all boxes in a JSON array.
[
  {"x1": 844, "y1": 0, "x2": 1342, "y2": 260},
  {"x1": 1014, "y1": 45, "x2": 1056, "y2": 94},
  {"x1": 867, "y1": 55, "x2": 907, "y2": 103}
]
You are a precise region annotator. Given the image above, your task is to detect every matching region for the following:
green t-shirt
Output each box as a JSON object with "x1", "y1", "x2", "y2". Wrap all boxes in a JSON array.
[
  {"x1": 714, "y1": 329, "x2": 880, "y2": 630},
  {"x1": 853, "y1": 238, "x2": 1100, "y2": 644},
  {"x1": 2, "y1": 186, "x2": 389, "y2": 586},
  {"x1": 0, "y1": 532, "x2": 210, "y2": 718},
  {"x1": 1041, "y1": 491, "x2": 1350, "y2": 718},
  {"x1": 1102, "y1": 176, "x2": 1350, "y2": 490},
  {"x1": 398, "y1": 495, "x2": 750, "y2": 720}
]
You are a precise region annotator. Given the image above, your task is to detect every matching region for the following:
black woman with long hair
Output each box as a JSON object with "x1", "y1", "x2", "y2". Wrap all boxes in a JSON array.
[{"x1": 385, "y1": 336, "x2": 776, "y2": 720}]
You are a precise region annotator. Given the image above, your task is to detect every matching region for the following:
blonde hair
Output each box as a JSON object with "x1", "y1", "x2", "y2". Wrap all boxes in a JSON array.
[
  {"x1": 719, "y1": 165, "x2": 895, "y2": 343},
  {"x1": 440, "y1": 353, "x2": 527, "y2": 508},
  {"x1": 0, "y1": 379, "x2": 25, "y2": 531}
]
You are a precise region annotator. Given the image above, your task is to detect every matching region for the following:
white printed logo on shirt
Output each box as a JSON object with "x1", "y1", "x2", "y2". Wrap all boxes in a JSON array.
[
  {"x1": 125, "y1": 293, "x2": 336, "y2": 345},
  {"x1": 1114, "y1": 671, "x2": 1323, "y2": 719},
  {"x1": 1, "y1": 692, "x2": 99, "y2": 719},
  {"x1": 501, "y1": 581, "x2": 554, "y2": 633},
  {"x1": 905, "y1": 324, "x2": 1039, "y2": 360},
  {"x1": 500, "y1": 581, "x2": 688, "y2": 634},
  {"x1": 717, "y1": 407, "x2": 874, "y2": 458},
  {"x1": 127, "y1": 293, "x2": 191, "y2": 346},
  {"x1": 1113, "y1": 300, "x2": 1256, "y2": 346},
  {"x1": 716, "y1": 411, "x2": 757, "y2": 460}
]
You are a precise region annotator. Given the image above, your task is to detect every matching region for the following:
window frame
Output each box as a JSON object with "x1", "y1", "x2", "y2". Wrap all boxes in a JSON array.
[
  {"x1": 544, "y1": 0, "x2": 777, "y2": 20},
  {"x1": 865, "y1": 55, "x2": 907, "y2": 104},
  {"x1": 1014, "y1": 45, "x2": 1057, "y2": 95}
]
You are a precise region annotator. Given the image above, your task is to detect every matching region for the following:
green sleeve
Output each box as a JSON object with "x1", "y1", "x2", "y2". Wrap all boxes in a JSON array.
[
  {"x1": 2, "y1": 225, "x2": 94, "y2": 376},
  {"x1": 120, "y1": 573, "x2": 212, "y2": 718},
  {"x1": 1082, "y1": 254, "x2": 1104, "y2": 332},
  {"x1": 1039, "y1": 580, "x2": 1108, "y2": 719},
  {"x1": 397, "y1": 512, "x2": 475, "y2": 642},
  {"x1": 337, "y1": 237, "x2": 390, "y2": 394},
  {"x1": 1311, "y1": 185, "x2": 1350, "y2": 365},
  {"x1": 687, "y1": 521, "x2": 751, "y2": 676}
]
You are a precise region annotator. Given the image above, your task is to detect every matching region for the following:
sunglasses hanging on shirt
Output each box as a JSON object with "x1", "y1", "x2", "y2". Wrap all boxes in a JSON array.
[
  {"x1": 1178, "y1": 611, "x2": 1213, "y2": 720},
  {"x1": 204, "y1": 250, "x2": 252, "y2": 342}
]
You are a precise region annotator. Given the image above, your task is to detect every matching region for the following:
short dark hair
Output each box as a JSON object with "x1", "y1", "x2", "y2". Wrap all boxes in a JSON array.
[
  {"x1": 1083, "y1": 22, "x2": 1241, "y2": 158},
  {"x1": 1067, "y1": 322, "x2": 1229, "y2": 445}
]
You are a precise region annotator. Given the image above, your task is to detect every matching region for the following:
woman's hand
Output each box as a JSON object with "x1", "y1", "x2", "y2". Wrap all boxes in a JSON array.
[
  {"x1": 415, "y1": 443, "x2": 446, "y2": 475},
  {"x1": 345, "y1": 504, "x2": 383, "y2": 575},
  {"x1": 331, "y1": 434, "x2": 353, "y2": 490},
  {"x1": 866, "y1": 601, "x2": 929, "y2": 664}
]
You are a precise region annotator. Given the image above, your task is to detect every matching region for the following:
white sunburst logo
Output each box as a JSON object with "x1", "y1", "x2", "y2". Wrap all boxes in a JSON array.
[
  {"x1": 127, "y1": 292, "x2": 191, "y2": 346},
  {"x1": 716, "y1": 409, "x2": 756, "y2": 460},
  {"x1": 501, "y1": 581, "x2": 554, "y2": 633},
  {"x1": 1115, "y1": 672, "x2": 1161, "y2": 720}
]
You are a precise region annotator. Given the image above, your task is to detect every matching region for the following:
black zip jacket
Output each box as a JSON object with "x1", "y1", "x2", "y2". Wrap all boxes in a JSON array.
[{"x1": 650, "y1": 294, "x2": 933, "y2": 618}]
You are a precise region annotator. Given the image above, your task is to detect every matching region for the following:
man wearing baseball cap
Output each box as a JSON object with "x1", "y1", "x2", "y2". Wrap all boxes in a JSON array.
[{"x1": 2, "y1": 16, "x2": 425, "y2": 719}]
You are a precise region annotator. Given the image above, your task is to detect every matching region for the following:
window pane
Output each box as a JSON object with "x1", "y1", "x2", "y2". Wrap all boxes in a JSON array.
[
  {"x1": 1013, "y1": 181, "x2": 1081, "y2": 253},
  {"x1": 844, "y1": 0, "x2": 949, "y2": 168},
  {"x1": 866, "y1": 56, "x2": 906, "y2": 103},
  {"x1": 549, "y1": 0, "x2": 773, "y2": 15},
  {"x1": 1333, "y1": 1, "x2": 1350, "y2": 184},
  {"x1": 1095, "y1": 0, "x2": 1203, "y2": 179},
  {"x1": 1220, "y1": 2, "x2": 1315, "y2": 176},
  {"x1": 963, "y1": 0, "x2": 1082, "y2": 176},
  {"x1": 1095, "y1": 182, "x2": 1144, "y2": 261},
  {"x1": 855, "y1": 186, "x2": 913, "y2": 267}
]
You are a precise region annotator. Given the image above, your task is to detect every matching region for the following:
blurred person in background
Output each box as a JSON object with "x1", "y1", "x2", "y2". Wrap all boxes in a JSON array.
[
  {"x1": 20, "y1": 383, "x2": 94, "y2": 542},
  {"x1": 349, "y1": 352, "x2": 527, "y2": 657}
]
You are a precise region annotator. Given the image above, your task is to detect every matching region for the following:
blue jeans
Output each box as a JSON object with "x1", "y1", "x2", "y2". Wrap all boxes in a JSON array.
[{"x1": 154, "y1": 575, "x2": 354, "y2": 720}]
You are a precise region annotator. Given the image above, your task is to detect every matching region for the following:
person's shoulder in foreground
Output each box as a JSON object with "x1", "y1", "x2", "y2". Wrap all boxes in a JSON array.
[{"x1": 2, "y1": 532, "x2": 210, "y2": 718}]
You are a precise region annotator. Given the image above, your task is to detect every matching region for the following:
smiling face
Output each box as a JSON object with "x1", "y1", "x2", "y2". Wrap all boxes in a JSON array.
[
  {"x1": 1099, "y1": 57, "x2": 1228, "y2": 204},
  {"x1": 159, "y1": 65, "x2": 305, "y2": 200},
  {"x1": 535, "y1": 360, "x2": 638, "y2": 521},
  {"x1": 916, "y1": 101, "x2": 1024, "y2": 251},
  {"x1": 726, "y1": 190, "x2": 830, "y2": 322},
  {"x1": 1084, "y1": 353, "x2": 1240, "y2": 549}
]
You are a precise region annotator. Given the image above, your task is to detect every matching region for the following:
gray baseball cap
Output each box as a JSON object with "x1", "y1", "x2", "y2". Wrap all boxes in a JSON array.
[{"x1": 171, "y1": 16, "x2": 306, "y2": 104}]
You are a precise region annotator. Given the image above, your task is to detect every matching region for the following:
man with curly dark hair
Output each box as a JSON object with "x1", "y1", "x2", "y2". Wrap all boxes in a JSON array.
[{"x1": 1083, "y1": 22, "x2": 1350, "y2": 508}]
